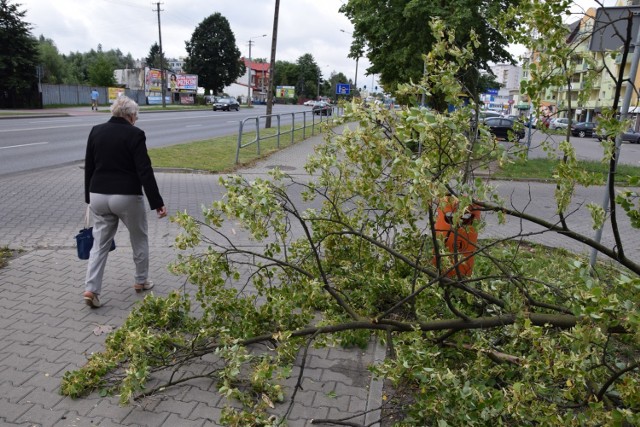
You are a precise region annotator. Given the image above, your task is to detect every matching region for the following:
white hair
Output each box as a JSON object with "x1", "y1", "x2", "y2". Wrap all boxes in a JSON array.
[{"x1": 110, "y1": 95, "x2": 139, "y2": 118}]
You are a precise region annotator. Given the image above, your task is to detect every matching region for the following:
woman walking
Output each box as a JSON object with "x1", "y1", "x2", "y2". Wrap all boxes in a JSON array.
[{"x1": 83, "y1": 95, "x2": 167, "y2": 308}]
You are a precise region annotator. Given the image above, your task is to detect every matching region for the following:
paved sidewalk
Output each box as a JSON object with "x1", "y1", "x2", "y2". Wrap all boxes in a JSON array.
[
  {"x1": 1, "y1": 113, "x2": 638, "y2": 426},
  {"x1": 0, "y1": 122, "x2": 387, "y2": 427}
]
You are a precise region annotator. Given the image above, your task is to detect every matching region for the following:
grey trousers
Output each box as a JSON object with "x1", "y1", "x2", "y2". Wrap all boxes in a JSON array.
[{"x1": 84, "y1": 193, "x2": 149, "y2": 295}]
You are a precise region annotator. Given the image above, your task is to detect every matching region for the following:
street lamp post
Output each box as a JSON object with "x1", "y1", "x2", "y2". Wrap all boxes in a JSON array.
[
  {"x1": 340, "y1": 29, "x2": 360, "y2": 90},
  {"x1": 247, "y1": 34, "x2": 267, "y2": 106}
]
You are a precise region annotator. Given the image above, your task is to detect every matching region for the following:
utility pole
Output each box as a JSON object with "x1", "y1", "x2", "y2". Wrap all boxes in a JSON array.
[
  {"x1": 154, "y1": 2, "x2": 166, "y2": 108},
  {"x1": 265, "y1": 0, "x2": 280, "y2": 128},
  {"x1": 247, "y1": 35, "x2": 266, "y2": 107}
]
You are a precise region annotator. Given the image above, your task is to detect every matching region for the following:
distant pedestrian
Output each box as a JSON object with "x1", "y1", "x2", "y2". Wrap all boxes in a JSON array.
[
  {"x1": 83, "y1": 95, "x2": 167, "y2": 308},
  {"x1": 91, "y1": 89, "x2": 99, "y2": 111}
]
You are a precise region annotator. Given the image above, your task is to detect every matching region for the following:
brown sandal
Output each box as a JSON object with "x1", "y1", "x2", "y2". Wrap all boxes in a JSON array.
[
  {"x1": 83, "y1": 291, "x2": 101, "y2": 308},
  {"x1": 134, "y1": 281, "x2": 154, "y2": 293}
]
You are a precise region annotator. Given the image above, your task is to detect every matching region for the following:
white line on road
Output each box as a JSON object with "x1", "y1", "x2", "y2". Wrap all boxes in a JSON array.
[
  {"x1": 0, "y1": 141, "x2": 49, "y2": 150},
  {"x1": 185, "y1": 124, "x2": 203, "y2": 128}
]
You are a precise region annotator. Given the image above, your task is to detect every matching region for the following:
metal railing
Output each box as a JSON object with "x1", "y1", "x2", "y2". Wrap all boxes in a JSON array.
[{"x1": 235, "y1": 106, "x2": 342, "y2": 164}]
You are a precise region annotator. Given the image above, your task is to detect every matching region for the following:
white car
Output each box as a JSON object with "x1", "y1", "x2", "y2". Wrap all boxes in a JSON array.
[{"x1": 303, "y1": 100, "x2": 318, "y2": 106}]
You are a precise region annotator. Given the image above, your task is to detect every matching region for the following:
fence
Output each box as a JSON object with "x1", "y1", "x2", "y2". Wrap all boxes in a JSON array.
[
  {"x1": 235, "y1": 106, "x2": 343, "y2": 164},
  {"x1": 40, "y1": 84, "x2": 146, "y2": 106}
]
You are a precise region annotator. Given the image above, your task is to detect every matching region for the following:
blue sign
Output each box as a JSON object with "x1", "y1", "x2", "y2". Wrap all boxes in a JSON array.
[
  {"x1": 486, "y1": 88, "x2": 499, "y2": 95},
  {"x1": 336, "y1": 83, "x2": 350, "y2": 95}
]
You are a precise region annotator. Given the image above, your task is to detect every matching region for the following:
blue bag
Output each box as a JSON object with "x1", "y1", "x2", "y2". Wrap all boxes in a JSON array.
[
  {"x1": 75, "y1": 227, "x2": 116, "y2": 260},
  {"x1": 76, "y1": 206, "x2": 116, "y2": 260}
]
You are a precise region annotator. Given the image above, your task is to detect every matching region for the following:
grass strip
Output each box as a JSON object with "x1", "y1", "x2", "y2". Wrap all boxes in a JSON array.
[
  {"x1": 494, "y1": 157, "x2": 640, "y2": 184},
  {"x1": 148, "y1": 121, "x2": 330, "y2": 173}
]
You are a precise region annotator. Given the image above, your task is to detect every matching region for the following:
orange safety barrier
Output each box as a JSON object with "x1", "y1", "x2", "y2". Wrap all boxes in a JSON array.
[{"x1": 432, "y1": 197, "x2": 481, "y2": 277}]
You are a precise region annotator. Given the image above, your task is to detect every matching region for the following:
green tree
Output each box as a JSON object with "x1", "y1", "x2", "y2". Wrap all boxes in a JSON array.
[
  {"x1": 184, "y1": 13, "x2": 243, "y2": 95},
  {"x1": 145, "y1": 42, "x2": 164, "y2": 69},
  {"x1": 60, "y1": 3, "x2": 640, "y2": 426},
  {"x1": 296, "y1": 53, "x2": 321, "y2": 99},
  {"x1": 339, "y1": 0, "x2": 521, "y2": 110},
  {"x1": 63, "y1": 51, "x2": 88, "y2": 84},
  {"x1": 103, "y1": 48, "x2": 135, "y2": 70},
  {"x1": 87, "y1": 54, "x2": 116, "y2": 87},
  {"x1": 37, "y1": 36, "x2": 68, "y2": 84},
  {"x1": 0, "y1": 0, "x2": 38, "y2": 93}
]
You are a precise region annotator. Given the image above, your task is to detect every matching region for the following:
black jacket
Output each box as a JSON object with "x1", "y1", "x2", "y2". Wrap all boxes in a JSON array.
[{"x1": 84, "y1": 116, "x2": 164, "y2": 210}]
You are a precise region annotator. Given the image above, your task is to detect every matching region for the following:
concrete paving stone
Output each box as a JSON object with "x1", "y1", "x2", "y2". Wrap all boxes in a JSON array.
[
  {"x1": 1, "y1": 383, "x2": 37, "y2": 403},
  {"x1": 326, "y1": 406, "x2": 366, "y2": 425},
  {"x1": 163, "y1": 413, "x2": 207, "y2": 427},
  {"x1": 287, "y1": 402, "x2": 329, "y2": 423},
  {"x1": 2, "y1": 353, "x2": 38, "y2": 371},
  {"x1": 0, "y1": 308, "x2": 22, "y2": 326},
  {"x1": 335, "y1": 382, "x2": 370, "y2": 400},
  {"x1": 24, "y1": 358, "x2": 73, "y2": 377},
  {"x1": 348, "y1": 394, "x2": 368, "y2": 414},
  {"x1": 77, "y1": 419, "x2": 136, "y2": 427},
  {"x1": 313, "y1": 391, "x2": 351, "y2": 412},
  {"x1": 55, "y1": 317, "x2": 99, "y2": 335},
  {"x1": 5, "y1": 340, "x2": 61, "y2": 360},
  {"x1": 24, "y1": 370, "x2": 64, "y2": 393},
  {"x1": 321, "y1": 368, "x2": 362, "y2": 387},
  {"x1": 51, "y1": 397, "x2": 102, "y2": 418},
  {"x1": 86, "y1": 398, "x2": 134, "y2": 421},
  {"x1": 188, "y1": 402, "x2": 224, "y2": 424},
  {"x1": 306, "y1": 354, "x2": 337, "y2": 370},
  {"x1": 279, "y1": 389, "x2": 316, "y2": 407},
  {"x1": 294, "y1": 377, "x2": 336, "y2": 394},
  {"x1": 0, "y1": 399, "x2": 32, "y2": 424},
  {"x1": 181, "y1": 384, "x2": 224, "y2": 405},
  {"x1": 15, "y1": 404, "x2": 73, "y2": 427},
  {"x1": 1, "y1": 290, "x2": 31, "y2": 312},
  {"x1": 20, "y1": 387, "x2": 66, "y2": 410},
  {"x1": 289, "y1": 366, "x2": 323, "y2": 383},
  {"x1": 1, "y1": 367, "x2": 38, "y2": 386},
  {"x1": 50, "y1": 411, "x2": 101, "y2": 427},
  {"x1": 54, "y1": 336, "x2": 94, "y2": 361},
  {"x1": 121, "y1": 409, "x2": 170, "y2": 427}
]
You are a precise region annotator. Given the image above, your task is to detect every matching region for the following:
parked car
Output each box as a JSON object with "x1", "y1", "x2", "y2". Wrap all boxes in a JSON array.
[
  {"x1": 303, "y1": 100, "x2": 318, "y2": 106},
  {"x1": 212, "y1": 97, "x2": 240, "y2": 111},
  {"x1": 596, "y1": 128, "x2": 640, "y2": 143},
  {"x1": 549, "y1": 118, "x2": 570, "y2": 130},
  {"x1": 523, "y1": 116, "x2": 538, "y2": 128},
  {"x1": 570, "y1": 121, "x2": 597, "y2": 137},
  {"x1": 483, "y1": 117, "x2": 525, "y2": 141},
  {"x1": 312, "y1": 101, "x2": 332, "y2": 116},
  {"x1": 479, "y1": 110, "x2": 503, "y2": 120}
]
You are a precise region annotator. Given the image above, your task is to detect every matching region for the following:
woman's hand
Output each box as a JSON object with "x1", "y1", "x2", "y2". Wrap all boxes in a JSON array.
[{"x1": 156, "y1": 206, "x2": 168, "y2": 218}]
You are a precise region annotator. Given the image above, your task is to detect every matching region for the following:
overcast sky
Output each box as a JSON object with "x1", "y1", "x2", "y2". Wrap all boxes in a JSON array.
[{"x1": 16, "y1": 0, "x2": 617, "y2": 91}]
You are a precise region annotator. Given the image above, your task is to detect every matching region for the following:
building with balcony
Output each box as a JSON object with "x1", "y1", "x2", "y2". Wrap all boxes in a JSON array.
[{"x1": 219, "y1": 58, "x2": 270, "y2": 104}]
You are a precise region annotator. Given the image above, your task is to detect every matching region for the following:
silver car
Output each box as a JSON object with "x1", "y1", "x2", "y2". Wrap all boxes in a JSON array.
[{"x1": 549, "y1": 118, "x2": 570, "y2": 130}]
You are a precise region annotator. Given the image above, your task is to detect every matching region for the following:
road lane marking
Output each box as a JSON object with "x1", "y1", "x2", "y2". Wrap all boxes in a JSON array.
[
  {"x1": 185, "y1": 124, "x2": 203, "y2": 128},
  {"x1": 0, "y1": 141, "x2": 49, "y2": 150}
]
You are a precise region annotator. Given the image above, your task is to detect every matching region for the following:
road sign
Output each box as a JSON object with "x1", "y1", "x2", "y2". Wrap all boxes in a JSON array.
[{"x1": 336, "y1": 83, "x2": 350, "y2": 95}]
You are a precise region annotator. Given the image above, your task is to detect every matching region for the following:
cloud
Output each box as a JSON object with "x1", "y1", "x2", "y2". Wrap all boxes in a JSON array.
[{"x1": 18, "y1": 0, "x2": 366, "y2": 85}]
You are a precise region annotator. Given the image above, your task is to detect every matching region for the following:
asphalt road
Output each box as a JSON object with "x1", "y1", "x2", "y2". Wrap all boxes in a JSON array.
[
  {"x1": 2, "y1": 107, "x2": 640, "y2": 177},
  {"x1": 523, "y1": 128, "x2": 640, "y2": 166},
  {"x1": 0, "y1": 104, "x2": 313, "y2": 176}
]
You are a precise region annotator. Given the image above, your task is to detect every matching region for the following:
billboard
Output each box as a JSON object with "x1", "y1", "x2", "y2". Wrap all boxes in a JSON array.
[
  {"x1": 145, "y1": 69, "x2": 163, "y2": 92},
  {"x1": 108, "y1": 87, "x2": 125, "y2": 104},
  {"x1": 276, "y1": 86, "x2": 295, "y2": 98},
  {"x1": 169, "y1": 74, "x2": 198, "y2": 91}
]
